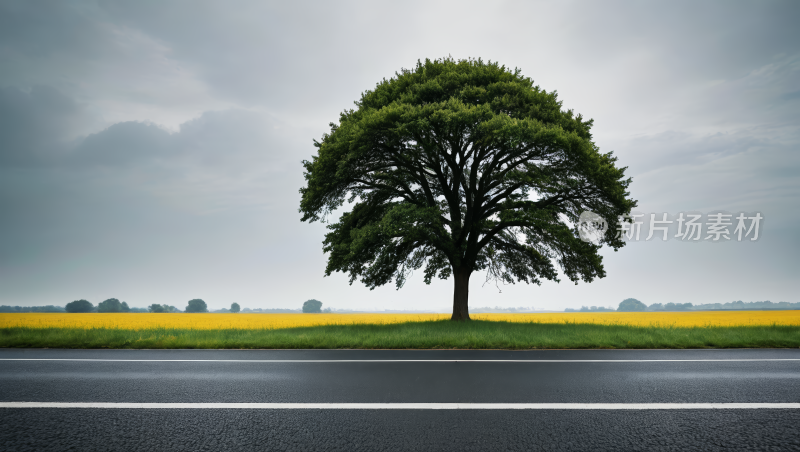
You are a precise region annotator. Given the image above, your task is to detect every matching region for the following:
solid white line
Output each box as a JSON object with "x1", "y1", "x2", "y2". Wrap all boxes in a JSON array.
[
  {"x1": 1, "y1": 402, "x2": 799, "y2": 410},
  {"x1": 1, "y1": 359, "x2": 799, "y2": 363}
]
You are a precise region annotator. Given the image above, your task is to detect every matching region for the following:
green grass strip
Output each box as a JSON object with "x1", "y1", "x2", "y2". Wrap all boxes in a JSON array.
[{"x1": 2, "y1": 320, "x2": 799, "y2": 349}]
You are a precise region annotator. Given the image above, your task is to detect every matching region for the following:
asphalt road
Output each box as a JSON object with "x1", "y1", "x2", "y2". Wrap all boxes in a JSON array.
[{"x1": 1, "y1": 348, "x2": 799, "y2": 451}]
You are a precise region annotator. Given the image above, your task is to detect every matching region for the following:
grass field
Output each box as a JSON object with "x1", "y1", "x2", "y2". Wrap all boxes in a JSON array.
[{"x1": 1, "y1": 311, "x2": 799, "y2": 349}]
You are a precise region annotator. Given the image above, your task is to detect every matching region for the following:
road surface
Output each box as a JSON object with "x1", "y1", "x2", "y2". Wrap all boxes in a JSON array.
[{"x1": 1, "y1": 348, "x2": 799, "y2": 450}]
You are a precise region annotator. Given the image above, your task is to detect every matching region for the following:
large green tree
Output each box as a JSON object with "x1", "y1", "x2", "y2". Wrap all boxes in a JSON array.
[{"x1": 300, "y1": 58, "x2": 636, "y2": 320}]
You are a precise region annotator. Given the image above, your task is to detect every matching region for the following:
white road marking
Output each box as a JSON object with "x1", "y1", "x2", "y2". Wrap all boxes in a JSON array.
[
  {"x1": 1, "y1": 402, "x2": 799, "y2": 409},
  {"x1": 1, "y1": 359, "x2": 799, "y2": 363}
]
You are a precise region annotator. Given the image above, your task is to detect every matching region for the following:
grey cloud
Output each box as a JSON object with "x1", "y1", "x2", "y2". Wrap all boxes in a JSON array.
[
  {"x1": 0, "y1": 1, "x2": 111, "y2": 59},
  {"x1": 58, "y1": 109, "x2": 304, "y2": 215},
  {"x1": 620, "y1": 131, "x2": 773, "y2": 176},
  {"x1": 98, "y1": 2, "x2": 375, "y2": 107},
  {"x1": 0, "y1": 107, "x2": 310, "y2": 306},
  {"x1": 6, "y1": 1, "x2": 799, "y2": 132},
  {"x1": 0, "y1": 85, "x2": 87, "y2": 166},
  {"x1": 614, "y1": 130, "x2": 800, "y2": 223},
  {"x1": 698, "y1": 53, "x2": 800, "y2": 131},
  {"x1": 172, "y1": 110, "x2": 292, "y2": 169},
  {"x1": 0, "y1": 88, "x2": 281, "y2": 170},
  {"x1": 1, "y1": 2, "x2": 225, "y2": 130},
  {"x1": 68, "y1": 109, "x2": 294, "y2": 168},
  {"x1": 71, "y1": 121, "x2": 171, "y2": 166},
  {"x1": 95, "y1": 1, "x2": 800, "y2": 119}
]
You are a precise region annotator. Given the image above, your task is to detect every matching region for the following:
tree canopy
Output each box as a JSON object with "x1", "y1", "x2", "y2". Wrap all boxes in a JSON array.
[
  {"x1": 302, "y1": 299, "x2": 323, "y2": 313},
  {"x1": 185, "y1": 299, "x2": 208, "y2": 313},
  {"x1": 230, "y1": 302, "x2": 241, "y2": 313},
  {"x1": 300, "y1": 57, "x2": 636, "y2": 320},
  {"x1": 617, "y1": 298, "x2": 647, "y2": 312},
  {"x1": 65, "y1": 299, "x2": 93, "y2": 313},
  {"x1": 97, "y1": 298, "x2": 122, "y2": 313}
]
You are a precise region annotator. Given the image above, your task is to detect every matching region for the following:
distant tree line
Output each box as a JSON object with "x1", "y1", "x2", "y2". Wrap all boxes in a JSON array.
[
  {"x1": 148, "y1": 304, "x2": 180, "y2": 313},
  {"x1": 241, "y1": 308, "x2": 302, "y2": 313},
  {"x1": 97, "y1": 299, "x2": 130, "y2": 313},
  {"x1": 565, "y1": 306, "x2": 616, "y2": 312},
  {"x1": 567, "y1": 298, "x2": 800, "y2": 312},
  {"x1": 4, "y1": 296, "x2": 797, "y2": 315},
  {"x1": 691, "y1": 300, "x2": 800, "y2": 311},
  {"x1": 1, "y1": 299, "x2": 302, "y2": 313},
  {"x1": 0, "y1": 305, "x2": 65, "y2": 313},
  {"x1": 647, "y1": 302, "x2": 693, "y2": 312},
  {"x1": 472, "y1": 306, "x2": 538, "y2": 313},
  {"x1": 40, "y1": 298, "x2": 249, "y2": 313}
]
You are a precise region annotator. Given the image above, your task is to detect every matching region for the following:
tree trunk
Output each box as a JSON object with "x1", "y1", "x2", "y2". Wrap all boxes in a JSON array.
[{"x1": 451, "y1": 267, "x2": 471, "y2": 321}]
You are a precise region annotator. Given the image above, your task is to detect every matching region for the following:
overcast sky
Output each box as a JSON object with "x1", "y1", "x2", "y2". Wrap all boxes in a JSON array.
[{"x1": 1, "y1": 0, "x2": 798, "y2": 311}]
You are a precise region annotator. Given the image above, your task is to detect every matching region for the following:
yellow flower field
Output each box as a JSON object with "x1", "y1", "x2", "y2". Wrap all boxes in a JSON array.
[{"x1": 2, "y1": 310, "x2": 799, "y2": 330}]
